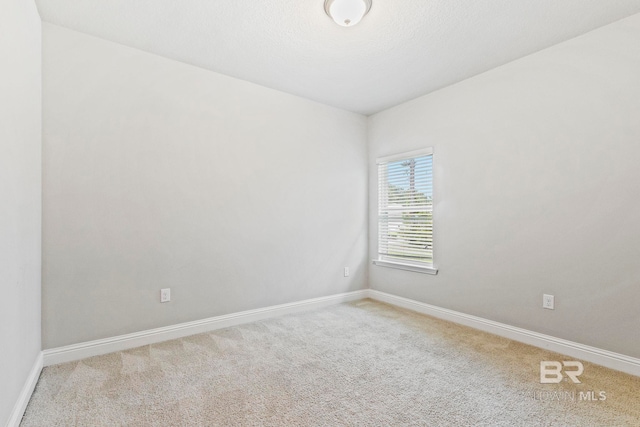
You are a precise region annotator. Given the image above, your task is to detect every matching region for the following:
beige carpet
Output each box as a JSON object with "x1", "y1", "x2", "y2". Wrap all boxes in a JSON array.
[{"x1": 22, "y1": 300, "x2": 640, "y2": 426}]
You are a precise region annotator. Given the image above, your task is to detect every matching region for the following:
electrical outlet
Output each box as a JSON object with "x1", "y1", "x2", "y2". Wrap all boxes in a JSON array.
[
  {"x1": 344, "y1": 267, "x2": 349, "y2": 277},
  {"x1": 160, "y1": 288, "x2": 171, "y2": 303},
  {"x1": 543, "y1": 294, "x2": 554, "y2": 310}
]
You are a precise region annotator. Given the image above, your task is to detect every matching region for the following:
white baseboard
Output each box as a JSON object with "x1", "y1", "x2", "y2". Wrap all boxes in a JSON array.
[
  {"x1": 43, "y1": 290, "x2": 368, "y2": 366},
  {"x1": 367, "y1": 290, "x2": 640, "y2": 377},
  {"x1": 6, "y1": 352, "x2": 43, "y2": 427},
  {"x1": 41, "y1": 288, "x2": 640, "y2": 378}
]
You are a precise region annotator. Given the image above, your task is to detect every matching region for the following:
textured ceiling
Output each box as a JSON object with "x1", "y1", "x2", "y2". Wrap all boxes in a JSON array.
[{"x1": 36, "y1": 0, "x2": 640, "y2": 115}]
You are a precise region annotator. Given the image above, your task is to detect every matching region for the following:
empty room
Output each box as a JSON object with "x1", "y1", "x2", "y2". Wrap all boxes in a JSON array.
[{"x1": 3, "y1": 0, "x2": 640, "y2": 425}]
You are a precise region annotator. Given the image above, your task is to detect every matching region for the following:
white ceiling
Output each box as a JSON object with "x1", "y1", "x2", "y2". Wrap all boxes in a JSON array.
[{"x1": 36, "y1": 0, "x2": 640, "y2": 115}]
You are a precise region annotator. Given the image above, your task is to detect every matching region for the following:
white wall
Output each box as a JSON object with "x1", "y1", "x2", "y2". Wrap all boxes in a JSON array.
[
  {"x1": 42, "y1": 24, "x2": 368, "y2": 349},
  {"x1": 0, "y1": 0, "x2": 42, "y2": 424},
  {"x1": 369, "y1": 14, "x2": 640, "y2": 358}
]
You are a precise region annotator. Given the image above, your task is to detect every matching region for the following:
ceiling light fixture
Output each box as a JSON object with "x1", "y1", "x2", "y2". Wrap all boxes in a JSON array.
[{"x1": 324, "y1": 0, "x2": 372, "y2": 27}]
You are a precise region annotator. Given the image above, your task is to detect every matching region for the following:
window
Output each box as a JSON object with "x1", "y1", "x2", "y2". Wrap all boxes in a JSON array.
[{"x1": 374, "y1": 148, "x2": 437, "y2": 274}]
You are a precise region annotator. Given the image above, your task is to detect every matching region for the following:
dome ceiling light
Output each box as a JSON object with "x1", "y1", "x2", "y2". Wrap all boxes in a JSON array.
[{"x1": 324, "y1": 0, "x2": 372, "y2": 27}]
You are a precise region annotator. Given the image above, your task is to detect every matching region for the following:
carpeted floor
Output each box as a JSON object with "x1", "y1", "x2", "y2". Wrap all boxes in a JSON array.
[{"x1": 22, "y1": 299, "x2": 640, "y2": 426}]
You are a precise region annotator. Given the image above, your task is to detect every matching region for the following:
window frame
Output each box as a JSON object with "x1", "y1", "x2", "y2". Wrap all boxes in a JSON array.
[{"x1": 373, "y1": 147, "x2": 438, "y2": 275}]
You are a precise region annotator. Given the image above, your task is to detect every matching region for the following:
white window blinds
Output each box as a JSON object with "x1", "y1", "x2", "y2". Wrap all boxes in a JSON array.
[{"x1": 377, "y1": 148, "x2": 434, "y2": 268}]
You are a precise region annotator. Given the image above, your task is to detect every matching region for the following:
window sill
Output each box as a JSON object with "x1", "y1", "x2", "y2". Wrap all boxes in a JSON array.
[{"x1": 372, "y1": 259, "x2": 438, "y2": 275}]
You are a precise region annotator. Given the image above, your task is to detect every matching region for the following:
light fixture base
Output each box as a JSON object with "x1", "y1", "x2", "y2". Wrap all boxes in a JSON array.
[{"x1": 324, "y1": 0, "x2": 372, "y2": 27}]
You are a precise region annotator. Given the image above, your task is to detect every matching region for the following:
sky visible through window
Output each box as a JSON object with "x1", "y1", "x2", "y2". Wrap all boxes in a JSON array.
[{"x1": 386, "y1": 155, "x2": 432, "y2": 201}]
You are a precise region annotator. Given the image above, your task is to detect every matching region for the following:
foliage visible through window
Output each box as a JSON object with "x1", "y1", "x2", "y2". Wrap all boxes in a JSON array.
[{"x1": 377, "y1": 149, "x2": 433, "y2": 267}]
